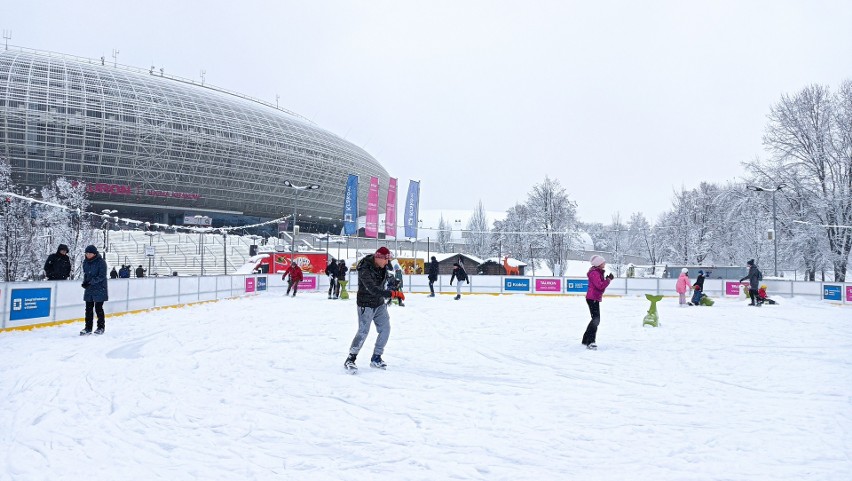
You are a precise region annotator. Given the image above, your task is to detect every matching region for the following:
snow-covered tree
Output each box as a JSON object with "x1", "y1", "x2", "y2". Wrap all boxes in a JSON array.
[
  {"x1": 525, "y1": 177, "x2": 579, "y2": 276},
  {"x1": 492, "y1": 202, "x2": 531, "y2": 262},
  {"x1": 466, "y1": 200, "x2": 490, "y2": 259},
  {"x1": 40, "y1": 178, "x2": 97, "y2": 279},
  {"x1": 437, "y1": 214, "x2": 452, "y2": 253}
]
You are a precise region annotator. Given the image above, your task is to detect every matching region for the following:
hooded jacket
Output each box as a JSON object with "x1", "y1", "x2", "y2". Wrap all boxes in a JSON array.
[
  {"x1": 44, "y1": 244, "x2": 72, "y2": 280},
  {"x1": 427, "y1": 258, "x2": 439, "y2": 281},
  {"x1": 740, "y1": 264, "x2": 762, "y2": 289},
  {"x1": 676, "y1": 272, "x2": 691, "y2": 294},
  {"x1": 356, "y1": 255, "x2": 391, "y2": 308},
  {"x1": 586, "y1": 266, "x2": 611, "y2": 302}
]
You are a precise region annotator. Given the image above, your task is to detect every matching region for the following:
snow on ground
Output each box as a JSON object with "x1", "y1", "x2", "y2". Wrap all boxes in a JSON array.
[{"x1": 1, "y1": 292, "x2": 850, "y2": 480}]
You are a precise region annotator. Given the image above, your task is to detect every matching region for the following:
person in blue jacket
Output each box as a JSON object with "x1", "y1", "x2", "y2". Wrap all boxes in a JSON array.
[{"x1": 80, "y1": 245, "x2": 109, "y2": 335}]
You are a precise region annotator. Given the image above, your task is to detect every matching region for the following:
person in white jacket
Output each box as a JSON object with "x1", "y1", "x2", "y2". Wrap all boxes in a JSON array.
[{"x1": 675, "y1": 268, "x2": 691, "y2": 306}]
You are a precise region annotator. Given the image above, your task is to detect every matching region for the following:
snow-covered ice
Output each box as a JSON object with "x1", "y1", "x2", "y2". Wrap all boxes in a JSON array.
[{"x1": 1, "y1": 292, "x2": 850, "y2": 480}]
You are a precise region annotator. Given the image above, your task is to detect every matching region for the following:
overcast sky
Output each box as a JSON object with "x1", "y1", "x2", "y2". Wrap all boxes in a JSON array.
[{"x1": 5, "y1": 1, "x2": 852, "y2": 224}]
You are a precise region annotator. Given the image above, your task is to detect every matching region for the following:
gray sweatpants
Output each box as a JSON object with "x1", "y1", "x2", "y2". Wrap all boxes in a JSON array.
[{"x1": 349, "y1": 304, "x2": 391, "y2": 357}]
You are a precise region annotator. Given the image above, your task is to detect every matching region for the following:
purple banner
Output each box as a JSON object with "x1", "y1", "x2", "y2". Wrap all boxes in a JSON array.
[
  {"x1": 846, "y1": 286, "x2": 852, "y2": 302},
  {"x1": 298, "y1": 276, "x2": 317, "y2": 290},
  {"x1": 245, "y1": 278, "x2": 256, "y2": 293},
  {"x1": 365, "y1": 176, "x2": 379, "y2": 238},
  {"x1": 725, "y1": 281, "x2": 742, "y2": 296},
  {"x1": 385, "y1": 178, "x2": 397, "y2": 238}
]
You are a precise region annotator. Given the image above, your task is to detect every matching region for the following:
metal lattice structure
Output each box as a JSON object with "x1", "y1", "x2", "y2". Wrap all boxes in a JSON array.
[{"x1": 0, "y1": 47, "x2": 390, "y2": 229}]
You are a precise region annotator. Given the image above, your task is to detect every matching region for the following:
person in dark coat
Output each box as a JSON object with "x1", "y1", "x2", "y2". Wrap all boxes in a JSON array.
[
  {"x1": 427, "y1": 256, "x2": 439, "y2": 297},
  {"x1": 80, "y1": 245, "x2": 109, "y2": 335},
  {"x1": 325, "y1": 258, "x2": 339, "y2": 299},
  {"x1": 119, "y1": 265, "x2": 131, "y2": 278},
  {"x1": 44, "y1": 244, "x2": 72, "y2": 280},
  {"x1": 336, "y1": 260, "x2": 348, "y2": 283},
  {"x1": 450, "y1": 262, "x2": 468, "y2": 300},
  {"x1": 739, "y1": 259, "x2": 763, "y2": 306},
  {"x1": 344, "y1": 247, "x2": 404, "y2": 371},
  {"x1": 110, "y1": 267, "x2": 118, "y2": 279},
  {"x1": 690, "y1": 269, "x2": 705, "y2": 305},
  {"x1": 135, "y1": 265, "x2": 145, "y2": 278}
]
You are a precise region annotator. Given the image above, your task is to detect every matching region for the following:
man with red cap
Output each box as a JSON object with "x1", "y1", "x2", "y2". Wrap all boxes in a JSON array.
[{"x1": 344, "y1": 246, "x2": 405, "y2": 372}]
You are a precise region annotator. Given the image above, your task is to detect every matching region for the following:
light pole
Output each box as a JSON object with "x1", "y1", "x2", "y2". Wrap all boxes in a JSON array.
[
  {"x1": 747, "y1": 183, "x2": 786, "y2": 277},
  {"x1": 283, "y1": 180, "x2": 321, "y2": 261},
  {"x1": 143, "y1": 231, "x2": 156, "y2": 276},
  {"x1": 101, "y1": 209, "x2": 117, "y2": 253}
]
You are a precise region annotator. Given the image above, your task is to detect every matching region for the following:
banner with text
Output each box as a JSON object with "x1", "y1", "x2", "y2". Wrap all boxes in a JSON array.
[
  {"x1": 343, "y1": 174, "x2": 359, "y2": 235},
  {"x1": 365, "y1": 176, "x2": 380, "y2": 238},
  {"x1": 404, "y1": 180, "x2": 420, "y2": 239},
  {"x1": 385, "y1": 177, "x2": 397, "y2": 238}
]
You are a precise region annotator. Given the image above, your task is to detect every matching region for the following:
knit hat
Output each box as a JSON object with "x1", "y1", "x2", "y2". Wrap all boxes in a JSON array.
[
  {"x1": 681, "y1": 268, "x2": 688, "y2": 274},
  {"x1": 84, "y1": 245, "x2": 98, "y2": 254},
  {"x1": 374, "y1": 246, "x2": 392, "y2": 259},
  {"x1": 590, "y1": 255, "x2": 605, "y2": 267},
  {"x1": 698, "y1": 270, "x2": 704, "y2": 275},
  {"x1": 747, "y1": 259, "x2": 754, "y2": 266}
]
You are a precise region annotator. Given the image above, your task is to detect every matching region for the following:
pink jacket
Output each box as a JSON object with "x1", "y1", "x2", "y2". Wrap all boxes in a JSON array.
[
  {"x1": 586, "y1": 266, "x2": 611, "y2": 301},
  {"x1": 676, "y1": 273, "x2": 691, "y2": 294}
]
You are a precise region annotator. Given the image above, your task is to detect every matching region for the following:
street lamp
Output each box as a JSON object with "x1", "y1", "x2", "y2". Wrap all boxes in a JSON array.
[
  {"x1": 747, "y1": 183, "x2": 786, "y2": 277},
  {"x1": 283, "y1": 180, "x2": 321, "y2": 261},
  {"x1": 101, "y1": 209, "x2": 117, "y2": 253},
  {"x1": 143, "y1": 231, "x2": 157, "y2": 276}
]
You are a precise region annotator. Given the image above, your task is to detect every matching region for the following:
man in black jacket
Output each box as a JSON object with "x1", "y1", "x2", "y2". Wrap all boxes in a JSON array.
[
  {"x1": 325, "y1": 257, "x2": 339, "y2": 299},
  {"x1": 450, "y1": 262, "x2": 468, "y2": 300},
  {"x1": 44, "y1": 244, "x2": 72, "y2": 280},
  {"x1": 427, "y1": 256, "x2": 439, "y2": 297},
  {"x1": 344, "y1": 247, "x2": 405, "y2": 372},
  {"x1": 739, "y1": 259, "x2": 763, "y2": 306}
]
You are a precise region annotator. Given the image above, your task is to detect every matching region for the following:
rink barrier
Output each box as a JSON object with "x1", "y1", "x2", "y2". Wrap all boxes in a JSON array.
[{"x1": 3, "y1": 274, "x2": 849, "y2": 331}]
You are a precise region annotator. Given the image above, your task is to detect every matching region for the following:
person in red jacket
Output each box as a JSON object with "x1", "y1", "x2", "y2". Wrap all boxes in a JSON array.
[
  {"x1": 581, "y1": 255, "x2": 614, "y2": 350},
  {"x1": 282, "y1": 262, "x2": 304, "y2": 297}
]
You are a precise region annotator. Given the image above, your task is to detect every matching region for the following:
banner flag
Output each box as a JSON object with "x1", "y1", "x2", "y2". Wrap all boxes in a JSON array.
[
  {"x1": 404, "y1": 180, "x2": 420, "y2": 238},
  {"x1": 365, "y1": 176, "x2": 380, "y2": 238},
  {"x1": 343, "y1": 174, "x2": 359, "y2": 235},
  {"x1": 385, "y1": 177, "x2": 397, "y2": 238}
]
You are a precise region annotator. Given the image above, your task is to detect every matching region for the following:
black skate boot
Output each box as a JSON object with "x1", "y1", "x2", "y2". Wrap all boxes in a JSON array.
[
  {"x1": 344, "y1": 353, "x2": 358, "y2": 373},
  {"x1": 80, "y1": 328, "x2": 92, "y2": 336},
  {"x1": 94, "y1": 327, "x2": 105, "y2": 335},
  {"x1": 370, "y1": 354, "x2": 387, "y2": 369}
]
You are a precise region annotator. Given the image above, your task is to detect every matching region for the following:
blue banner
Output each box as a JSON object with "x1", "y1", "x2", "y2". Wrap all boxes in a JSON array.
[
  {"x1": 823, "y1": 285, "x2": 841, "y2": 301},
  {"x1": 343, "y1": 174, "x2": 359, "y2": 235},
  {"x1": 257, "y1": 277, "x2": 267, "y2": 291},
  {"x1": 10, "y1": 288, "x2": 52, "y2": 321},
  {"x1": 504, "y1": 278, "x2": 530, "y2": 292},
  {"x1": 566, "y1": 279, "x2": 589, "y2": 293},
  {"x1": 404, "y1": 180, "x2": 420, "y2": 238}
]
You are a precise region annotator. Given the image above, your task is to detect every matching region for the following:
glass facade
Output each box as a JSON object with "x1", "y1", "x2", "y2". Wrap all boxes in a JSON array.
[{"x1": 0, "y1": 48, "x2": 390, "y2": 229}]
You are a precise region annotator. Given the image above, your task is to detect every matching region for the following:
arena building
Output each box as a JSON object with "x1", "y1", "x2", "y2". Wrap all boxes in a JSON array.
[{"x1": 0, "y1": 47, "x2": 390, "y2": 233}]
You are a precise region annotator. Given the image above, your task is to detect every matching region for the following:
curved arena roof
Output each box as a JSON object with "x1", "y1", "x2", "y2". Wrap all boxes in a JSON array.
[{"x1": 0, "y1": 48, "x2": 390, "y2": 227}]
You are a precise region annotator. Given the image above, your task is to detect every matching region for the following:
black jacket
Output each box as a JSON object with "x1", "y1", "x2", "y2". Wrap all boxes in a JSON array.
[
  {"x1": 335, "y1": 264, "x2": 348, "y2": 280},
  {"x1": 693, "y1": 274, "x2": 705, "y2": 291},
  {"x1": 325, "y1": 262, "x2": 339, "y2": 277},
  {"x1": 427, "y1": 259, "x2": 439, "y2": 281},
  {"x1": 740, "y1": 265, "x2": 762, "y2": 289},
  {"x1": 356, "y1": 255, "x2": 391, "y2": 308},
  {"x1": 44, "y1": 244, "x2": 72, "y2": 280},
  {"x1": 135, "y1": 266, "x2": 145, "y2": 278},
  {"x1": 450, "y1": 265, "x2": 468, "y2": 284}
]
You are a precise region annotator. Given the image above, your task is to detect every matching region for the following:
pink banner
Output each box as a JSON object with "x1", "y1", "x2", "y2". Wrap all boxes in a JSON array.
[
  {"x1": 385, "y1": 178, "x2": 397, "y2": 238},
  {"x1": 298, "y1": 276, "x2": 317, "y2": 290},
  {"x1": 535, "y1": 278, "x2": 562, "y2": 292},
  {"x1": 245, "y1": 277, "x2": 256, "y2": 293},
  {"x1": 365, "y1": 176, "x2": 380, "y2": 238},
  {"x1": 725, "y1": 282, "x2": 742, "y2": 296},
  {"x1": 846, "y1": 286, "x2": 852, "y2": 302}
]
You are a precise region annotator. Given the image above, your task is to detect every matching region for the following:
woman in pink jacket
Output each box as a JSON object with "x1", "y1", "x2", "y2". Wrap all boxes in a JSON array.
[
  {"x1": 676, "y1": 268, "x2": 691, "y2": 306},
  {"x1": 582, "y1": 255, "x2": 614, "y2": 350}
]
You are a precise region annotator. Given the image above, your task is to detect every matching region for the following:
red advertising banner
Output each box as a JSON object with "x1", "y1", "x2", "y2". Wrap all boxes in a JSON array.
[
  {"x1": 260, "y1": 253, "x2": 330, "y2": 275},
  {"x1": 365, "y1": 176, "x2": 379, "y2": 238},
  {"x1": 385, "y1": 177, "x2": 397, "y2": 238}
]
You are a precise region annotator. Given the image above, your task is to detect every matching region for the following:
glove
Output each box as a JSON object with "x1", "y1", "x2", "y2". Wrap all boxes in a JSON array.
[
  {"x1": 81, "y1": 282, "x2": 90, "y2": 288},
  {"x1": 391, "y1": 290, "x2": 406, "y2": 301},
  {"x1": 606, "y1": 273, "x2": 614, "y2": 280}
]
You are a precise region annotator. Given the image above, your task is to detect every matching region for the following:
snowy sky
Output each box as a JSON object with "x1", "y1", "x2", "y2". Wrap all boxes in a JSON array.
[
  {"x1": 2, "y1": 290, "x2": 850, "y2": 479},
  {"x1": 4, "y1": 0, "x2": 852, "y2": 224}
]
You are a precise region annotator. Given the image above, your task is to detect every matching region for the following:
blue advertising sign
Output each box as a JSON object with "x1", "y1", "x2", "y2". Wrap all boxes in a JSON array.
[
  {"x1": 566, "y1": 279, "x2": 589, "y2": 293},
  {"x1": 504, "y1": 278, "x2": 530, "y2": 292},
  {"x1": 257, "y1": 276, "x2": 267, "y2": 291},
  {"x1": 823, "y1": 284, "x2": 841, "y2": 301},
  {"x1": 10, "y1": 288, "x2": 52, "y2": 321},
  {"x1": 404, "y1": 180, "x2": 420, "y2": 238},
  {"x1": 343, "y1": 174, "x2": 359, "y2": 236}
]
